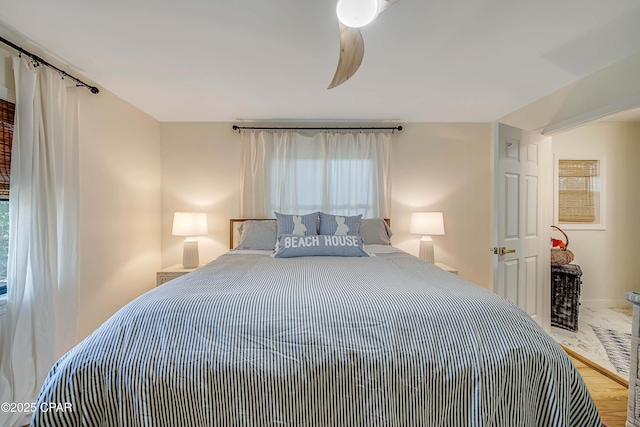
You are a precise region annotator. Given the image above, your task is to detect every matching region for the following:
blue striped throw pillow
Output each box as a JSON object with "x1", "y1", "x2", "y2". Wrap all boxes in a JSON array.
[
  {"x1": 275, "y1": 212, "x2": 319, "y2": 237},
  {"x1": 318, "y1": 212, "x2": 362, "y2": 236}
]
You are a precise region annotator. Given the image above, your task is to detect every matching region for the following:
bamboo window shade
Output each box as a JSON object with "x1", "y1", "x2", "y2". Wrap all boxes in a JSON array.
[
  {"x1": 0, "y1": 99, "x2": 14, "y2": 200},
  {"x1": 558, "y1": 160, "x2": 599, "y2": 223}
]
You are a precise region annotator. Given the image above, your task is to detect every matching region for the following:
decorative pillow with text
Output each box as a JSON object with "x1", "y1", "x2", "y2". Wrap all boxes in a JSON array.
[{"x1": 272, "y1": 234, "x2": 371, "y2": 258}]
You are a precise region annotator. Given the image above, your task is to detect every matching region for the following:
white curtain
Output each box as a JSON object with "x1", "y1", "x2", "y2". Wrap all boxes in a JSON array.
[
  {"x1": 241, "y1": 130, "x2": 391, "y2": 218},
  {"x1": 0, "y1": 56, "x2": 79, "y2": 427}
]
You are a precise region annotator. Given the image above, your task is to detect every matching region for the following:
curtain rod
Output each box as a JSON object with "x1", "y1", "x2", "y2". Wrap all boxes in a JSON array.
[
  {"x1": 232, "y1": 125, "x2": 402, "y2": 133},
  {"x1": 0, "y1": 36, "x2": 99, "y2": 94}
]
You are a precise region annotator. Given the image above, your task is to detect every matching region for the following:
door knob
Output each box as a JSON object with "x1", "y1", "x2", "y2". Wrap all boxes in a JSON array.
[{"x1": 490, "y1": 247, "x2": 517, "y2": 256}]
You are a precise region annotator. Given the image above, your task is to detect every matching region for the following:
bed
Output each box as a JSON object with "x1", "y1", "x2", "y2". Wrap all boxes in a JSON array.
[{"x1": 32, "y1": 216, "x2": 601, "y2": 426}]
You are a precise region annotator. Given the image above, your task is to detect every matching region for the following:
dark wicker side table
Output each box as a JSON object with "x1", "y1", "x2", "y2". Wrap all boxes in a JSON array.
[{"x1": 551, "y1": 264, "x2": 582, "y2": 332}]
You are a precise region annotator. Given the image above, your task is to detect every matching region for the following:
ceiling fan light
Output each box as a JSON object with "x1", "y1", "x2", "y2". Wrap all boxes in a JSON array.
[{"x1": 336, "y1": 0, "x2": 381, "y2": 28}]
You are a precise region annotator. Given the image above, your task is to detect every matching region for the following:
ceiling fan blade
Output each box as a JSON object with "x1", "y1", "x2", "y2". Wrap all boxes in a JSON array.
[
  {"x1": 379, "y1": 0, "x2": 401, "y2": 14},
  {"x1": 327, "y1": 22, "x2": 365, "y2": 89}
]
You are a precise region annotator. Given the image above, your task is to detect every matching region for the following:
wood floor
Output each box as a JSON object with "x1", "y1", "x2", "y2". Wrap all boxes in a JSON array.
[{"x1": 564, "y1": 346, "x2": 629, "y2": 427}]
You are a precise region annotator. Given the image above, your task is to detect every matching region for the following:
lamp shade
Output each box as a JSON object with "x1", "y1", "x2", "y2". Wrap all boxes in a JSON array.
[
  {"x1": 336, "y1": 0, "x2": 381, "y2": 28},
  {"x1": 172, "y1": 212, "x2": 208, "y2": 236},
  {"x1": 410, "y1": 212, "x2": 445, "y2": 236}
]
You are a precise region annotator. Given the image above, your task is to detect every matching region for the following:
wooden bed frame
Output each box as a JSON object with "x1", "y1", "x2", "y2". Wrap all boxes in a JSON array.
[{"x1": 229, "y1": 218, "x2": 391, "y2": 249}]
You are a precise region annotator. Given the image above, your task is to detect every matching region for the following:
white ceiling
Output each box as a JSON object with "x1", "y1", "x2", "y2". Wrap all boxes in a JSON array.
[{"x1": 1, "y1": 0, "x2": 640, "y2": 123}]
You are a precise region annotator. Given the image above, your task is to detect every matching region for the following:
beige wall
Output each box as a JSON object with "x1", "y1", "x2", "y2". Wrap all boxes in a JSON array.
[
  {"x1": 160, "y1": 122, "x2": 495, "y2": 289},
  {"x1": 160, "y1": 123, "x2": 241, "y2": 267},
  {"x1": 391, "y1": 123, "x2": 493, "y2": 288},
  {"x1": 77, "y1": 89, "x2": 161, "y2": 339},
  {"x1": 0, "y1": 41, "x2": 162, "y2": 341},
  {"x1": 552, "y1": 122, "x2": 640, "y2": 307}
]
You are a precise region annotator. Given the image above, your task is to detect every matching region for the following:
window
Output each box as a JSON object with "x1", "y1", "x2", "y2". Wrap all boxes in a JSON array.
[
  {"x1": 241, "y1": 131, "x2": 391, "y2": 219},
  {"x1": 0, "y1": 98, "x2": 13, "y2": 297},
  {"x1": 267, "y1": 157, "x2": 378, "y2": 217},
  {"x1": 555, "y1": 157, "x2": 606, "y2": 230}
]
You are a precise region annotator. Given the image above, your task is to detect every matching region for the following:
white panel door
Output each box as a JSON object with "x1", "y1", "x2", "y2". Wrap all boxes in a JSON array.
[{"x1": 494, "y1": 123, "x2": 550, "y2": 328}]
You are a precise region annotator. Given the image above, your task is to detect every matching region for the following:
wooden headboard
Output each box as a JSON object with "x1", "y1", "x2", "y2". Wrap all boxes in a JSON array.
[{"x1": 229, "y1": 218, "x2": 391, "y2": 249}]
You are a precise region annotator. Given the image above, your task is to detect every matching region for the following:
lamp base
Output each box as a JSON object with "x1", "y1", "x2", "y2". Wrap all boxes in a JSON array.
[
  {"x1": 182, "y1": 238, "x2": 199, "y2": 269},
  {"x1": 418, "y1": 236, "x2": 435, "y2": 263}
]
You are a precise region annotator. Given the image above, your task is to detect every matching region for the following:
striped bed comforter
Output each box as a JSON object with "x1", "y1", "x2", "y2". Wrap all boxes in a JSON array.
[{"x1": 33, "y1": 250, "x2": 600, "y2": 426}]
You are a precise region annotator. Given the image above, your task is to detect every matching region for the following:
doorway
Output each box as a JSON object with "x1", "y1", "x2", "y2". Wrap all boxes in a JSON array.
[{"x1": 546, "y1": 109, "x2": 640, "y2": 378}]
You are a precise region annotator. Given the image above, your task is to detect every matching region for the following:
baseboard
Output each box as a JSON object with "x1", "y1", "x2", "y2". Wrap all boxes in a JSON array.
[
  {"x1": 562, "y1": 345, "x2": 629, "y2": 388},
  {"x1": 580, "y1": 299, "x2": 631, "y2": 309}
]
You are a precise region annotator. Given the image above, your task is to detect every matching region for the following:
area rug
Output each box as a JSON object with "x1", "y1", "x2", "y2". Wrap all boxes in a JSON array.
[{"x1": 591, "y1": 324, "x2": 631, "y2": 377}]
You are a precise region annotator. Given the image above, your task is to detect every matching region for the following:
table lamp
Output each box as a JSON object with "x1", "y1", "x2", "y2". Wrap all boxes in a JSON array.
[
  {"x1": 172, "y1": 212, "x2": 208, "y2": 268},
  {"x1": 410, "y1": 212, "x2": 445, "y2": 263}
]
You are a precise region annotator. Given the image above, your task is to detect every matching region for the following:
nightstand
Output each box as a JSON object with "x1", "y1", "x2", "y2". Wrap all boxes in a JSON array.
[
  {"x1": 435, "y1": 262, "x2": 458, "y2": 275},
  {"x1": 157, "y1": 264, "x2": 199, "y2": 286}
]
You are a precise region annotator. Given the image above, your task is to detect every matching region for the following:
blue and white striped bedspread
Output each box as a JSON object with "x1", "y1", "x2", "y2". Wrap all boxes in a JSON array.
[{"x1": 33, "y1": 251, "x2": 600, "y2": 426}]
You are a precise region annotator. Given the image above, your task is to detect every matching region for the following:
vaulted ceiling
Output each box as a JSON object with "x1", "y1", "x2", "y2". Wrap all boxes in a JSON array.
[{"x1": 1, "y1": 0, "x2": 640, "y2": 122}]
